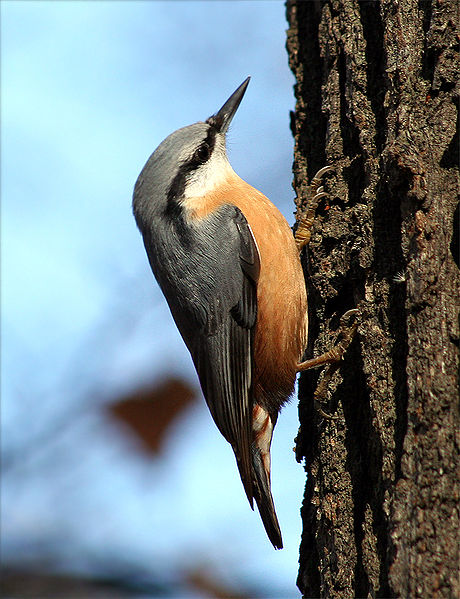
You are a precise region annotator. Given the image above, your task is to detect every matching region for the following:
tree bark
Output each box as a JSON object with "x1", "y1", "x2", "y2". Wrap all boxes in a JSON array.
[{"x1": 286, "y1": 1, "x2": 459, "y2": 598}]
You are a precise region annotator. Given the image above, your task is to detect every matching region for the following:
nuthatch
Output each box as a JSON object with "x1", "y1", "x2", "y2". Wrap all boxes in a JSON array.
[{"x1": 133, "y1": 78, "x2": 344, "y2": 549}]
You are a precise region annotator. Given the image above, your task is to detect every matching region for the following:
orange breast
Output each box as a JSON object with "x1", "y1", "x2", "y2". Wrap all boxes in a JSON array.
[{"x1": 183, "y1": 172, "x2": 308, "y2": 408}]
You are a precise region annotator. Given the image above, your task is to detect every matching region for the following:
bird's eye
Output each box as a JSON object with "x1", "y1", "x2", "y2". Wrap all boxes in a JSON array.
[{"x1": 195, "y1": 143, "x2": 210, "y2": 163}]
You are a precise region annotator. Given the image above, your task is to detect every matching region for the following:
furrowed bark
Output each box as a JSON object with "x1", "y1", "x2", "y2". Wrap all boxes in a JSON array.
[{"x1": 286, "y1": 1, "x2": 459, "y2": 597}]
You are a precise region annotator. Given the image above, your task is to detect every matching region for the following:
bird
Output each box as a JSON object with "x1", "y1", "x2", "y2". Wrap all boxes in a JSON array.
[{"x1": 133, "y1": 77, "x2": 310, "y2": 549}]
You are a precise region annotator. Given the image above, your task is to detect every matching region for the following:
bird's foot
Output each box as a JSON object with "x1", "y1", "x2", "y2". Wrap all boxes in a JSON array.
[
  {"x1": 297, "y1": 309, "x2": 358, "y2": 372},
  {"x1": 295, "y1": 165, "x2": 334, "y2": 252},
  {"x1": 297, "y1": 309, "x2": 359, "y2": 419}
]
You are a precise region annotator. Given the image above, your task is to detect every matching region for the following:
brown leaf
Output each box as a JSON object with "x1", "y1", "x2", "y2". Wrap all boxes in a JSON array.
[{"x1": 108, "y1": 377, "x2": 198, "y2": 455}]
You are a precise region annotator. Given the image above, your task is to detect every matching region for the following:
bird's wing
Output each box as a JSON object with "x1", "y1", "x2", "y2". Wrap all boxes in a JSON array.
[
  {"x1": 142, "y1": 203, "x2": 260, "y2": 504},
  {"x1": 185, "y1": 205, "x2": 260, "y2": 506}
]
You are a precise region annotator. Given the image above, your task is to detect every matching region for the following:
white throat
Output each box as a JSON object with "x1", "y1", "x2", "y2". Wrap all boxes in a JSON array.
[{"x1": 182, "y1": 137, "x2": 234, "y2": 199}]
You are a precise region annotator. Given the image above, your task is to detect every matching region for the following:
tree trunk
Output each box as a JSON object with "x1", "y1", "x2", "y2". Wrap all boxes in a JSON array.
[{"x1": 286, "y1": 1, "x2": 459, "y2": 597}]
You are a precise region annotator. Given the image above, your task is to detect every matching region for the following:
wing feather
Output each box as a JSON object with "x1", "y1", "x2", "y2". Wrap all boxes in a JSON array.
[
  {"x1": 141, "y1": 203, "x2": 259, "y2": 505},
  {"x1": 190, "y1": 207, "x2": 259, "y2": 505}
]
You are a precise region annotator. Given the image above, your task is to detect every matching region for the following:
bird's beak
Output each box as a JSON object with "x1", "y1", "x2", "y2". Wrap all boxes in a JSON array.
[{"x1": 212, "y1": 77, "x2": 250, "y2": 133}]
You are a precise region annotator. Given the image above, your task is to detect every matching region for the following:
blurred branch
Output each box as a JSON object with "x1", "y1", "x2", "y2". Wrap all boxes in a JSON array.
[
  {"x1": 186, "y1": 567, "x2": 256, "y2": 599},
  {"x1": 0, "y1": 566, "x2": 171, "y2": 598}
]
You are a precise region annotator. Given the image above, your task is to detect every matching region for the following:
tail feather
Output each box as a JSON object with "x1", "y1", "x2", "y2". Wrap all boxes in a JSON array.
[
  {"x1": 233, "y1": 404, "x2": 283, "y2": 549},
  {"x1": 252, "y1": 446, "x2": 283, "y2": 549}
]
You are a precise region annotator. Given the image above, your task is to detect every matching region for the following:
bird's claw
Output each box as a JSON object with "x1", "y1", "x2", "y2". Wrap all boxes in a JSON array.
[
  {"x1": 298, "y1": 308, "x2": 359, "y2": 419},
  {"x1": 295, "y1": 165, "x2": 335, "y2": 252},
  {"x1": 340, "y1": 308, "x2": 359, "y2": 323},
  {"x1": 315, "y1": 403, "x2": 339, "y2": 420},
  {"x1": 297, "y1": 308, "x2": 359, "y2": 372},
  {"x1": 309, "y1": 165, "x2": 334, "y2": 197}
]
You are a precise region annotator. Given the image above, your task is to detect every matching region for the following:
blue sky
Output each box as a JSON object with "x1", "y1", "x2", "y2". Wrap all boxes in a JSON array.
[{"x1": 2, "y1": 1, "x2": 305, "y2": 596}]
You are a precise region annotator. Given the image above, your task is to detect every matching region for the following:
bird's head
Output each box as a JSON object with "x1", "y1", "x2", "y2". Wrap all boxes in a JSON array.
[{"x1": 133, "y1": 77, "x2": 250, "y2": 226}]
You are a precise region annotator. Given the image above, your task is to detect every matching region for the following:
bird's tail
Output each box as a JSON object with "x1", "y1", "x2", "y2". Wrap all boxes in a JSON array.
[
  {"x1": 233, "y1": 404, "x2": 283, "y2": 549},
  {"x1": 252, "y1": 445, "x2": 283, "y2": 549}
]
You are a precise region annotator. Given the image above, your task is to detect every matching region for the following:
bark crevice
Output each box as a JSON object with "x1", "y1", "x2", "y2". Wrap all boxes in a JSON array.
[
  {"x1": 287, "y1": 1, "x2": 459, "y2": 597},
  {"x1": 359, "y1": 1, "x2": 387, "y2": 154}
]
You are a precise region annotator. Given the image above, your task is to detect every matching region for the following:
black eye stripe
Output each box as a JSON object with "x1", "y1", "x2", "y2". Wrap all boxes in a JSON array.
[
  {"x1": 188, "y1": 126, "x2": 217, "y2": 168},
  {"x1": 167, "y1": 126, "x2": 218, "y2": 205}
]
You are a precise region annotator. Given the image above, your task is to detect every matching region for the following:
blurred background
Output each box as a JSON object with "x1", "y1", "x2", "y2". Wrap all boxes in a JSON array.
[{"x1": 1, "y1": 2, "x2": 305, "y2": 597}]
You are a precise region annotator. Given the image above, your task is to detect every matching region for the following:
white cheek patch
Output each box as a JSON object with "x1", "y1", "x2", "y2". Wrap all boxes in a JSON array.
[{"x1": 182, "y1": 139, "x2": 234, "y2": 199}]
